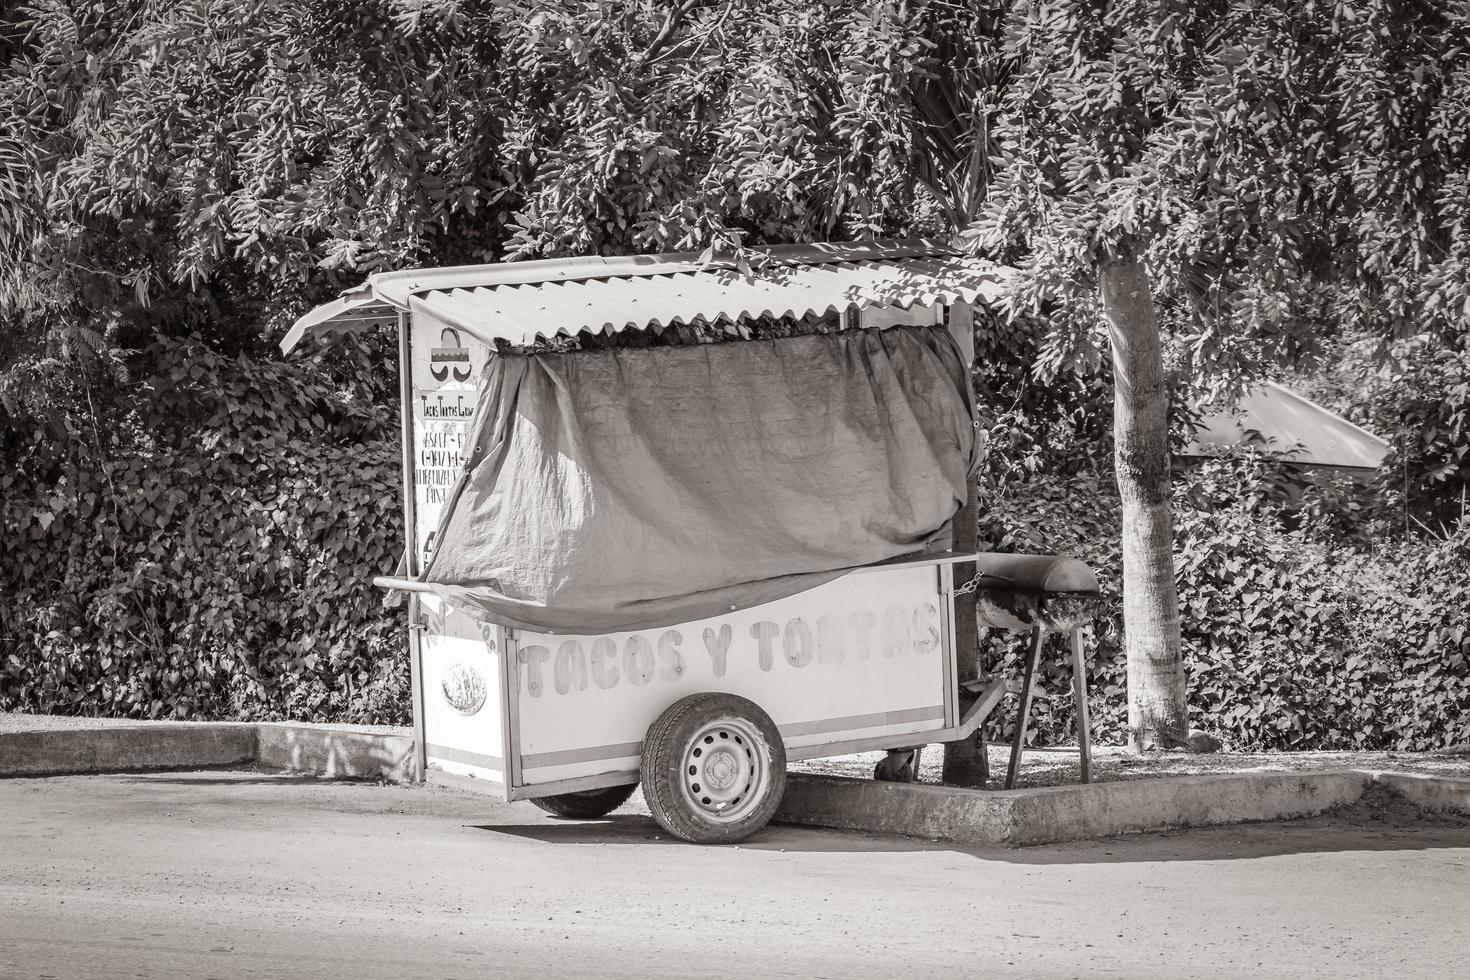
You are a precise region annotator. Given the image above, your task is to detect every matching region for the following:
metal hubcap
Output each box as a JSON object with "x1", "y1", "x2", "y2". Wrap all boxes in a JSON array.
[{"x1": 680, "y1": 716, "x2": 770, "y2": 823}]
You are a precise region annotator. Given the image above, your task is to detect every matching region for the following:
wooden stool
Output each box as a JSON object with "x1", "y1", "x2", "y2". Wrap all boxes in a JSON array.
[
  {"x1": 969, "y1": 553, "x2": 1102, "y2": 790},
  {"x1": 1004, "y1": 624, "x2": 1093, "y2": 788}
]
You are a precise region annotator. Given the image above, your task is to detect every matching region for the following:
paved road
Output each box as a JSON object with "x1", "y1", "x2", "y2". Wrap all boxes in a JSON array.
[{"x1": 2, "y1": 771, "x2": 1466, "y2": 980}]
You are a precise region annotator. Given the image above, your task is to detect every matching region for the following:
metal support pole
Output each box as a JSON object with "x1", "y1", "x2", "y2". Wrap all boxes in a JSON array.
[{"x1": 397, "y1": 313, "x2": 428, "y2": 784}]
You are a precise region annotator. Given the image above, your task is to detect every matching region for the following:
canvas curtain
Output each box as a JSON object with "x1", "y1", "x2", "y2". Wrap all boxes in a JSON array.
[{"x1": 421, "y1": 325, "x2": 979, "y2": 633}]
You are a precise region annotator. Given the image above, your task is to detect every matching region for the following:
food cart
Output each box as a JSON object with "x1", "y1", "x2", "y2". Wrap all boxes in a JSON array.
[{"x1": 283, "y1": 239, "x2": 1019, "y2": 843}]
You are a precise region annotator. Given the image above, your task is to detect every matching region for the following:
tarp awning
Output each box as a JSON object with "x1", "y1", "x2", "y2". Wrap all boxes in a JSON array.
[
  {"x1": 282, "y1": 239, "x2": 1009, "y2": 353},
  {"x1": 1180, "y1": 382, "x2": 1390, "y2": 471},
  {"x1": 420, "y1": 324, "x2": 979, "y2": 633}
]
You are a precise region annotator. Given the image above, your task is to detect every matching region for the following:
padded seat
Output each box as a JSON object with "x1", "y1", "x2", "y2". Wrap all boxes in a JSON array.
[{"x1": 973, "y1": 552, "x2": 1099, "y2": 595}]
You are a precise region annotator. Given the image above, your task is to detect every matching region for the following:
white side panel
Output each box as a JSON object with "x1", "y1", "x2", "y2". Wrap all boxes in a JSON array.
[
  {"x1": 511, "y1": 564, "x2": 949, "y2": 786},
  {"x1": 409, "y1": 311, "x2": 501, "y2": 789},
  {"x1": 420, "y1": 606, "x2": 505, "y2": 787}
]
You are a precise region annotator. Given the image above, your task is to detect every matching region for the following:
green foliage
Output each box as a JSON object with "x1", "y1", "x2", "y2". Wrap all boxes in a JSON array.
[
  {"x1": 1, "y1": 0, "x2": 514, "y2": 367},
  {"x1": 2, "y1": 0, "x2": 1468, "y2": 748},
  {"x1": 1366, "y1": 336, "x2": 1470, "y2": 530},
  {"x1": 966, "y1": 0, "x2": 1470, "y2": 386},
  {"x1": 494, "y1": 0, "x2": 933, "y2": 256},
  {"x1": 0, "y1": 0, "x2": 939, "y2": 382},
  {"x1": 1281, "y1": 328, "x2": 1470, "y2": 535},
  {"x1": 982, "y1": 456, "x2": 1470, "y2": 751},
  {"x1": 0, "y1": 337, "x2": 407, "y2": 722},
  {"x1": 14, "y1": 0, "x2": 1461, "y2": 394}
]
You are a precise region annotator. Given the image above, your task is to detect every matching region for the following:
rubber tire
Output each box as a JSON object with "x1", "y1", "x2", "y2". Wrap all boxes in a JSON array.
[
  {"x1": 529, "y1": 783, "x2": 637, "y2": 819},
  {"x1": 640, "y1": 692, "x2": 786, "y2": 845}
]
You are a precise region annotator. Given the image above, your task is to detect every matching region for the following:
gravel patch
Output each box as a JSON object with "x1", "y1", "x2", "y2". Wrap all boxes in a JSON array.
[
  {"x1": 0, "y1": 712, "x2": 161, "y2": 734},
  {"x1": 1326, "y1": 781, "x2": 1470, "y2": 829}
]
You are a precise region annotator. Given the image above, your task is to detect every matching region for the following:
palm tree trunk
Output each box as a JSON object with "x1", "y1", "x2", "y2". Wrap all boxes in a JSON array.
[{"x1": 1098, "y1": 253, "x2": 1188, "y2": 751}]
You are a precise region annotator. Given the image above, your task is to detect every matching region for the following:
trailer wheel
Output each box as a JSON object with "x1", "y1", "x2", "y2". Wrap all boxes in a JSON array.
[
  {"x1": 640, "y1": 693, "x2": 785, "y2": 844},
  {"x1": 873, "y1": 748, "x2": 920, "y2": 783},
  {"x1": 530, "y1": 783, "x2": 637, "y2": 819}
]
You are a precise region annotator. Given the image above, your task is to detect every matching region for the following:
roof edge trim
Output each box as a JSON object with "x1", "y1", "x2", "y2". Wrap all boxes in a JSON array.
[{"x1": 280, "y1": 284, "x2": 384, "y2": 354}]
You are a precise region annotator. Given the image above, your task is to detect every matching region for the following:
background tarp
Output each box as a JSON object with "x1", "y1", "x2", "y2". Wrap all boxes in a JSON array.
[{"x1": 421, "y1": 325, "x2": 978, "y2": 633}]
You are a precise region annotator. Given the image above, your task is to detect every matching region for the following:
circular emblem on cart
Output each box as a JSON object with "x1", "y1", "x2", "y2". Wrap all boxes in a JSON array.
[{"x1": 441, "y1": 662, "x2": 487, "y2": 716}]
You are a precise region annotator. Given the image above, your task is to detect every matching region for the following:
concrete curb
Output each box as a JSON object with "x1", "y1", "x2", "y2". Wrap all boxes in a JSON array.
[
  {"x1": 775, "y1": 769, "x2": 1470, "y2": 846},
  {"x1": 0, "y1": 724, "x2": 256, "y2": 778},
  {"x1": 0, "y1": 723, "x2": 410, "y2": 782},
  {"x1": 254, "y1": 723, "x2": 416, "y2": 782}
]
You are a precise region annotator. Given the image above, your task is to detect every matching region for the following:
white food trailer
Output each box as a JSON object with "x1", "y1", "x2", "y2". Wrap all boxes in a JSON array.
[{"x1": 284, "y1": 240, "x2": 1022, "y2": 843}]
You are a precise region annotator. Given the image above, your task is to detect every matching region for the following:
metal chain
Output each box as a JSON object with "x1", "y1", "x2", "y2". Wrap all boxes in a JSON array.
[{"x1": 952, "y1": 571, "x2": 985, "y2": 596}]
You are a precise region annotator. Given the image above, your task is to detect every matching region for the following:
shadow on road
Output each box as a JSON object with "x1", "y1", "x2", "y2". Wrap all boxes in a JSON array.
[
  {"x1": 117, "y1": 773, "x2": 333, "y2": 787},
  {"x1": 471, "y1": 809, "x2": 1470, "y2": 862},
  {"x1": 467, "y1": 811, "x2": 1470, "y2": 863},
  {"x1": 469, "y1": 814, "x2": 944, "y2": 853}
]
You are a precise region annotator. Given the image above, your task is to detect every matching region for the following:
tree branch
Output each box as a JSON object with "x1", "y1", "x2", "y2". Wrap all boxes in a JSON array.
[
  {"x1": 637, "y1": 0, "x2": 708, "y2": 69},
  {"x1": 646, "y1": 0, "x2": 734, "y2": 67}
]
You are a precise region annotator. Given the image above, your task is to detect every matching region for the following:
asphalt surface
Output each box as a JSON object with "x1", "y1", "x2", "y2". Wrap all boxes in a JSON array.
[{"x1": 2, "y1": 770, "x2": 1467, "y2": 980}]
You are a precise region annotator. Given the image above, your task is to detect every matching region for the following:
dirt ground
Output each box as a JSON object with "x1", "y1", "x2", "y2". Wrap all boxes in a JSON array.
[{"x1": 3, "y1": 768, "x2": 1469, "y2": 980}]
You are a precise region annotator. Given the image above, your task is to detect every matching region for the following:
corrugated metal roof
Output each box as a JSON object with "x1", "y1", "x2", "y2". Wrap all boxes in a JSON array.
[
  {"x1": 282, "y1": 239, "x2": 1009, "y2": 353},
  {"x1": 1180, "y1": 382, "x2": 1390, "y2": 471},
  {"x1": 409, "y1": 254, "x2": 1007, "y2": 346}
]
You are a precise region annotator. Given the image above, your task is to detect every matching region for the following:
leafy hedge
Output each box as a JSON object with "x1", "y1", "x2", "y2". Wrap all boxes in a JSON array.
[
  {"x1": 0, "y1": 337, "x2": 408, "y2": 723},
  {"x1": 979, "y1": 458, "x2": 1470, "y2": 751},
  {"x1": 4, "y1": 343, "x2": 1467, "y2": 751}
]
